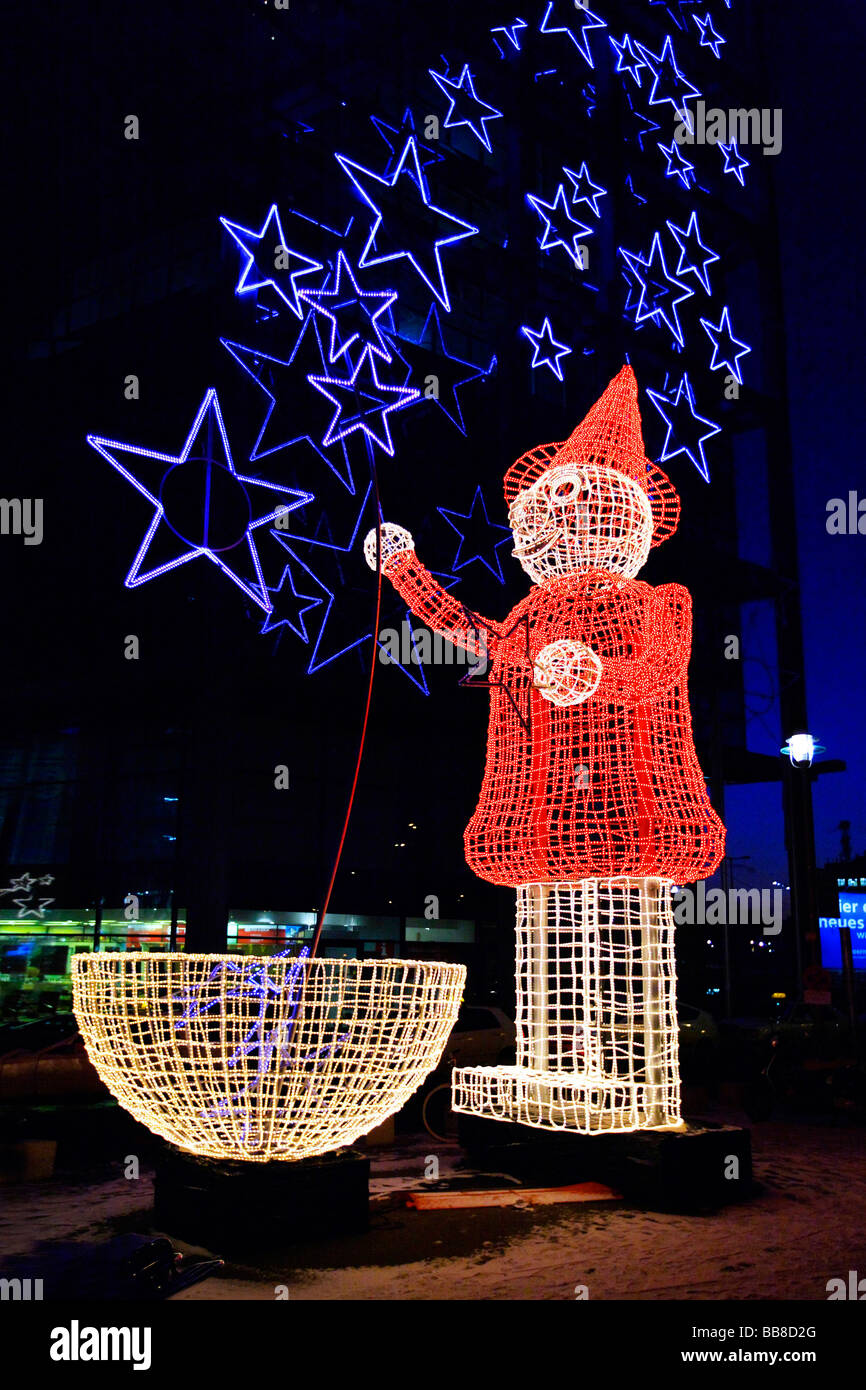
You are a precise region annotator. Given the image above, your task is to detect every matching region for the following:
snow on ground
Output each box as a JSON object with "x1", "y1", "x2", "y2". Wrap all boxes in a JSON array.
[{"x1": 2, "y1": 1114, "x2": 865, "y2": 1301}]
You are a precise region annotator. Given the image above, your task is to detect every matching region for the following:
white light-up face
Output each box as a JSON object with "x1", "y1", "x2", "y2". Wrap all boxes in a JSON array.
[{"x1": 508, "y1": 463, "x2": 654, "y2": 583}]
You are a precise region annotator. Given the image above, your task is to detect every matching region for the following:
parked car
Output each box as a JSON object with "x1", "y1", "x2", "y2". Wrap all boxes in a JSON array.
[
  {"x1": 444, "y1": 1004, "x2": 516, "y2": 1067},
  {"x1": 678, "y1": 1002, "x2": 720, "y2": 1052},
  {"x1": 677, "y1": 1002, "x2": 720, "y2": 1082}
]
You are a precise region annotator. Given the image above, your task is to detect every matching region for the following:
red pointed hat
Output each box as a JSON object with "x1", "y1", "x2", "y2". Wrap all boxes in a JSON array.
[{"x1": 503, "y1": 364, "x2": 680, "y2": 547}]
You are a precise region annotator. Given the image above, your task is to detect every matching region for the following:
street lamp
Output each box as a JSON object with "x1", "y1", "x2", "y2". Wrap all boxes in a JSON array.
[{"x1": 781, "y1": 731, "x2": 825, "y2": 768}]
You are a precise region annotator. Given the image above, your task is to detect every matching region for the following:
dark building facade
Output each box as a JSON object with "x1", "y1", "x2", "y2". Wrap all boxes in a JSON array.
[{"x1": 3, "y1": 1, "x2": 818, "y2": 1018}]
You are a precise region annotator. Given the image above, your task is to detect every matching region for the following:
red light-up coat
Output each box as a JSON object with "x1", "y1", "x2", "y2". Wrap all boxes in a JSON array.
[{"x1": 385, "y1": 551, "x2": 725, "y2": 888}]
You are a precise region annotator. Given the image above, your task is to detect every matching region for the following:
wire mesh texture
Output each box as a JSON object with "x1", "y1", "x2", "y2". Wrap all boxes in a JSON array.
[
  {"x1": 73, "y1": 952, "x2": 465, "y2": 1161},
  {"x1": 381, "y1": 365, "x2": 725, "y2": 888},
  {"x1": 453, "y1": 877, "x2": 681, "y2": 1133}
]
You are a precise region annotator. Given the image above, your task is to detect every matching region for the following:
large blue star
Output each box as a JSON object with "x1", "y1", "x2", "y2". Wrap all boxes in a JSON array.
[
  {"x1": 429, "y1": 63, "x2": 504, "y2": 152},
  {"x1": 609, "y1": 33, "x2": 646, "y2": 86},
  {"x1": 693, "y1": 12, "x2": 725, "y2": 58},
  {"x1": 270, "y1": 482, "x2": 378, "y2": 673},
  {"x1": 270, "y1": 481, "x2": 442, "y2": 689},
  {"x1": 335, "y1": 137, "x2": 478, "y2": 311},
  {"x1": 539, "y1": 0, "x2": 607, "y2": 69},
  {"x1": 370, "y1": 106, "x2": 444, "y2": 176},
  {"x1": 619, "y1": 232, "x2": 694, "y2": 347},
  {"x1": 666, "y1": 211, "x2": 719, "y2": 295},
  {"x1": 219, "y1": 204, "x2": 324, "y2": 319},
  {"x1": 298, "y1": 250, "x2": 397, "y2": 365},
  {"x1": 647, "y1": 372, "x2": 721, "y2": 483},
  {"x1": 307, "y1": 345, "x2": 421, "y2": 455},
  {"x1": 521, "y1": 317, "x2": 572, "y2": 379},
  {"x1": 635, "y1": 35, "x2": 701, "y2": 114},
  {"x1": 562, "y1": 161, "x2": 607, "y2": 219},
  {"x1": 221, "y1": 334, "x2": 355, "y2": 494},
  {"x1": 700, "y1": 306, "x2": 751, "y2": 384},
  {"x1": 527, "y1": 184, "x2": 594, "y2": 268},
  {"x1": 438, "y1": 487, "x2": 513, "y2": 583},
  {"x1": 387, "y1": 302, "x2": 495, "y2": 435},
  {"x1": 87, "y1": 390, "x2": 312, "y2": 612}
]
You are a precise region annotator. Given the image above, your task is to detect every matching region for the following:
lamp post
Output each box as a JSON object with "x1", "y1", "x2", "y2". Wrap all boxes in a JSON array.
[{"x1": 780, "y1": 733, "x2": 846, "y2": 984}]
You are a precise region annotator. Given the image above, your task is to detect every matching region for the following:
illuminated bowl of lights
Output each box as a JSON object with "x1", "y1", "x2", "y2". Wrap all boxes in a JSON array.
[{"x1": 72, "y1": 952, "x2": 465, "y2": 1162}]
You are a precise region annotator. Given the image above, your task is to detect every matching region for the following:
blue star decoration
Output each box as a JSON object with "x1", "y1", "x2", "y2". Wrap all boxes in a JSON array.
[
  {"x1": 306, "y1": 346, "x2": 421, "y2": 456},
  {"x1": 657, "y1": 138, "x2": 696, "y2": 190},
  {"x1": 521, "y1": 317, "x2": 572, "y2": 379},
  {"x1": 270, "y1": 481, "x2": 443, "y2": 690},
  {"x1": 625, "y1": 92, "x2": 661, "y2": 152},
  {"x1": 539, "y1": 0, "x2": 607, "y2": 69},
  {"x1": 86, "y1": 389, "x2": 312, "y2": 612},
  {"x1": 221, "y1": 334, "x2": 355, "y2": 494},
  {"x1": 609, "y1": 33, "x2": 646, "y2": 86},
  {"x1": 308, "y1": 345, "x2": 421, "y2": 456},
  {"x1": 700, "y1": 306, "x2": 752, "y2": 384},
  {"x1": 387, "y1": 302, "x2": 495, "y2": 435},
  {"x1": 260, "y1": 547, "x2": 328, "y2": 640},
  {"x1": 269, "y1": 481, "x2": 379, "y2": 673},
  {"x1": 336, "y1": 136, "x2": 478, "y2": 312},
  {"x1": 438, "y1": 487, "x2": 513, "y2": 583},
  {"x1": 624, "y1": 173, "x2": 648, "y2": 207},
  {"x1": 220, "y1": 204, "x2": 324, "y2": 319},
  {"x1": 666, "y1": 211, "x2": 719, "y2": 295},
  {"x1": 526, "y1": 184, "x2": 594, "y2": 269},
  {"x1": 429, "y1": 63, "x2": 504, "y2": 152},
  {"x1": 376, "y1": 567, "x2": 465, "y2": 695},
  {"x1": 719, "y1": 139, "x2": 750, "y2": 185},
  {"x1": 297, "y1": 250, "x2": 397, "y2": 365},
  {"x1": 491, "y1": 17, "x2": 528, "y2": 57},
  {"x1": 635, "y1": 35, "x2": 700, "y2": 114},
  {"x1": 646, "y1": 371, "x2": 721, "y2": 483},
  {"x1": 562, "y1": 161, "x2": 607, "y2": 219},
  {"x1": 649, "y1": 0, "x2": 700, "y2": 32},
  {"x1": 619, "y1": 232, "x2": 694, "y2": 348},
  {"x1": 370, "y1": 106, "x2": 444, "y2": 176},
  {"x1": 693, "y1": 12, "x2": 725, "y2": 58}
]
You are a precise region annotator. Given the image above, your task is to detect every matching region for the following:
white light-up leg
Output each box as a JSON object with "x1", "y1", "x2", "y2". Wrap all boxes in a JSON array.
[{"x1": 453, "y1": 876, "x2": 682, "y2": 1134}]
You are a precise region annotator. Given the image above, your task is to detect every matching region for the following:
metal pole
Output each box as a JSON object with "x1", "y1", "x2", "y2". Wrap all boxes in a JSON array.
[{"x1": 840, "y1": 926, "x2": 858, "y2": 1039}]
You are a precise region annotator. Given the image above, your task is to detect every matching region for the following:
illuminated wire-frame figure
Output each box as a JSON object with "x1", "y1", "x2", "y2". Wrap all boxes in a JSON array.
[{"x1": 366, "y1": 365, "x2": 725, "y2": 1134}]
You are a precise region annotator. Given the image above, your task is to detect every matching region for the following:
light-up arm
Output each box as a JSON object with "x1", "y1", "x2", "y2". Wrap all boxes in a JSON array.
[{"x1": 364, "y1": 526, "x2": 498, "y2": 659}]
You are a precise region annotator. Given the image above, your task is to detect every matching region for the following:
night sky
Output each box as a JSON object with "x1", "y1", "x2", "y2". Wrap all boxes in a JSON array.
[{"x1": 734, "y1": 1, "x2": 866, "y2": 881}]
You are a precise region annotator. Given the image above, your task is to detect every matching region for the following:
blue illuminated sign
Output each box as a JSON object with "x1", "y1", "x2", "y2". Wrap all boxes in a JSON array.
[{"x1": 819, "y1": 895, "x2": 866, "y2": 971}]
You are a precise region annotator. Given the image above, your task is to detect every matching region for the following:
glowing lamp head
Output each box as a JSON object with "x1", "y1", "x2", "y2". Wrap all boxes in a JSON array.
[{"x1": 782, "y1": 733, "x2": 822, "y2": 767}]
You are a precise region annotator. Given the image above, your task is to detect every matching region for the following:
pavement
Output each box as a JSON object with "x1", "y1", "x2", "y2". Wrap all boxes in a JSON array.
[{"x1": 1, "y1": 1107, "x2": 865, "y2": 1301}]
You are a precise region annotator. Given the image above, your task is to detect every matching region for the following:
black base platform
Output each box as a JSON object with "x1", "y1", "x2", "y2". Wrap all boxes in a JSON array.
[
  {"x1": 457, "y1": 1114, "x2": 753, "y2": 1211},
  {"x1": 152, "y1": 1145, "x2": 370, "y2": 1250}
]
